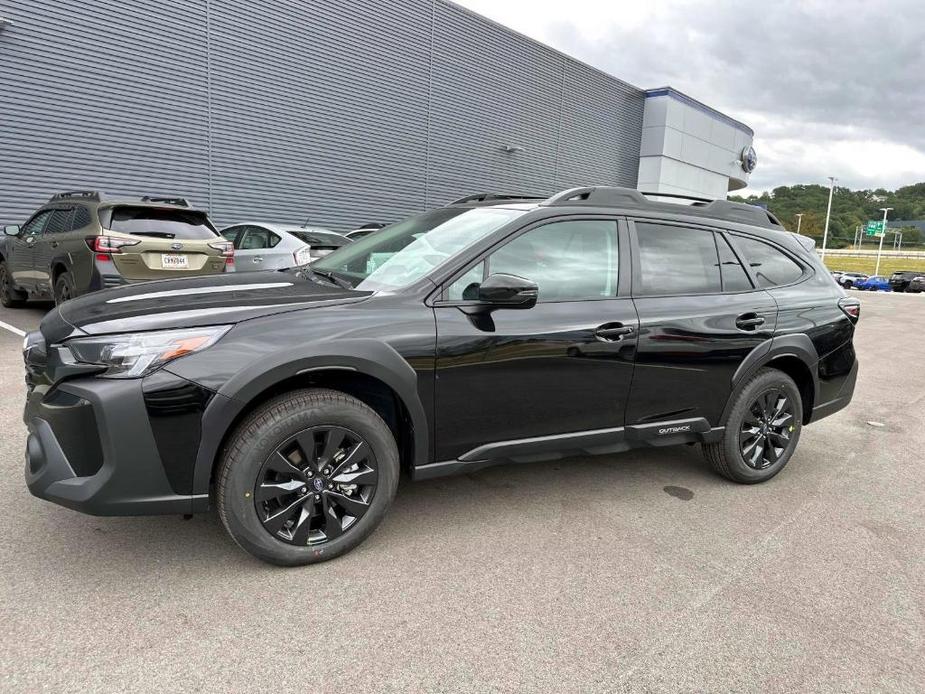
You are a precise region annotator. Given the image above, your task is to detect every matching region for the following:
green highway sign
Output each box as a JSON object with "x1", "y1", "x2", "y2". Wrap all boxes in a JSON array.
[{"x1": 865, "y1": 220, "x2": 884, "y2": 237}]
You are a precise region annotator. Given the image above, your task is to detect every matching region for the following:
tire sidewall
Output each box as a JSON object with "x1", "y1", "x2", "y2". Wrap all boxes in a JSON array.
[
  {"x1": 54, "y1": 273, "x2": 74, "y2": 306},
  {"x1": 219, "y1": 393, "x2": 399, "y2": 566},
  {"x1": 722, "y1": 371, "x2": 803, "y2": 483}
]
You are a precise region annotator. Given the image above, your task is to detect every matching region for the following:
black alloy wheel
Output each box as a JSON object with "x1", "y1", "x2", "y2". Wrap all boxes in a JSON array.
[
  {"x1": 0, "y1": 262, "x2": 24, "y2": 307},
  {"x1": 255, "y1": 425, "x2": 379, "y2": 546},
  {"x1": 738, "y1": 389, "x2": 795, "y2": 470},
  {"x1": 54, "y1": 274, "x2": 73, "y2": 305}
]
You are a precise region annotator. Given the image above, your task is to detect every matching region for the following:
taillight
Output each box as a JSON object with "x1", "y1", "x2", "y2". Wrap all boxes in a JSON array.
[
  {"x1": 86, "y1": 235, "x2": 140, "y2": 254},
  {"x1": 293, "y1": 246, "x2": 312, "y2": 267},
  {"x1": 838, "y1": 297, "x2": 861, "y2": 323},
  {"x1": 208, "y1": 241, "x2": 234, "y2": 257}
]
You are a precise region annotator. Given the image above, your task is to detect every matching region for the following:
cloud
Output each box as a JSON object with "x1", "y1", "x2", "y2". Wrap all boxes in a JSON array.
[{"x1": 455, "y1": 0, "x2": 925, "y2": 194}]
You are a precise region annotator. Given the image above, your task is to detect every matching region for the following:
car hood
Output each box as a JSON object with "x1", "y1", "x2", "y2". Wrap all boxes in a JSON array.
[{"x1": 47, "y1": 271, "x2": 371, "y2": 340}]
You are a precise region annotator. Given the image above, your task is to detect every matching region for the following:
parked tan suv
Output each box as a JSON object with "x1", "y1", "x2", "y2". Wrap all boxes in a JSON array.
[{"x1": 0, "y1": 191, "x2": 233, "y2": 307}]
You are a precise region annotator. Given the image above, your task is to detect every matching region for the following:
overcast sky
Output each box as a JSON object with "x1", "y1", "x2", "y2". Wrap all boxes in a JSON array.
[{"x1": 456, "y1": 0, "x2": 925, "y2": 195}]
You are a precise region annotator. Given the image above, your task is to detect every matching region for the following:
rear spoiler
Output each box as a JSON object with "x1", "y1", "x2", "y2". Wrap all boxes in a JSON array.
[{"x1": 789, "y1": 232, "x2": 816, "y2": 251}]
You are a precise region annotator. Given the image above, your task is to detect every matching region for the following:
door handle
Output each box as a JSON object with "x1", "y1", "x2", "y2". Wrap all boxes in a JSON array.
[
  {"x1": 594, "y1": 324, "x2": 635, "y2": 341},
  {"x1": 252, "y1": 256, "x2": 263, "y2": 263},
  {"x1": 50, "y1": 241, "x2": 59, "y2": 248},
  {"x1": 735, "y1": 313, "x2": 766, "y2": 330}
]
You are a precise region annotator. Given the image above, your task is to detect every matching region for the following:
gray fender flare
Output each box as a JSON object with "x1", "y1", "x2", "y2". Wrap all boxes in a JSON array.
[{"x1": 189, "y1": 338, "x2": 429, "y2": 497}]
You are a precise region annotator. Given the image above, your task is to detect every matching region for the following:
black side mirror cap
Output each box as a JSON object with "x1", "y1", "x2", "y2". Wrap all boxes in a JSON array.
[{"x1": 476, "y1": 273, "x2": 538, "y2": 309}]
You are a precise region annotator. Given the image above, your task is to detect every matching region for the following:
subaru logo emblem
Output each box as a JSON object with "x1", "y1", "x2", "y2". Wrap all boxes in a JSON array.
[
  {"x1": 740, "y1": 145, "x2": 758, "y2": 174},
  {"x1": 170, "y1": 242, "x2": 183, "y2": 250}
]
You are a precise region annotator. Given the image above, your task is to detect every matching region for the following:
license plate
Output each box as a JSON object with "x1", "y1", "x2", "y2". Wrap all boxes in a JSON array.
[{"x1": 161, "y1": 254, "x2": 189, "y2": 269}]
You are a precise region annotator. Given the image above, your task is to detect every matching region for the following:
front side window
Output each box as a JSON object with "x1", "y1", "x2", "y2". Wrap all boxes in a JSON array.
[
  {"x1": 312, "y1": 207, "x2": 525, "y2": 291},
  {"x1": 239, "y1": 227, "x2": 280, "y2": 250},
  {"x1": 21, "y1": 210, "x2": 54, "y2": 236},
  {"x1": 484, "y1": 219, "x2": 618, "y2": 302},
  {"x1": 733, "y1": 235, "x2": 804, "y2": 288},
  {"x1": 635, "y1": 222, "x2": 721, "y2": 295},
  {"x1": 222, "y1": 226, "x2": 246, "y2": 248}
]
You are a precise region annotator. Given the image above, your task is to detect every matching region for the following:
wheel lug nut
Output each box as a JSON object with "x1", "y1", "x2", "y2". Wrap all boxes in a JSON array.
[
  {"x1": 323, "y1": 468, "x2": 331, "y2": 475},
  {"x1": 307, "y1": 471, "x2": 313, "y2": 478},
  {"x1": 300, "y1": 487, "x2": 307, "y2": 495},
  {"x1": 314, "y1": 494, "x2": 320, "y2": 500},
  {"x1": 327, "y1": 483, "x2": 333, "y2": 489}
]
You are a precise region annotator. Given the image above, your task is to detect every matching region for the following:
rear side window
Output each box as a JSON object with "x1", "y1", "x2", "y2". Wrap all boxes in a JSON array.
[
  {"x1": 717, "y1": 235, "x2": 752, "y2": 292},
  {"x1": 635, "y1": 222, "x2": 721, "y2": 295},
  {"x1": 45, "y1": 208, "x2": 74, "y2": 234},
  {"x1": 106, "y1": 206, "x2": 218, "y2": 240},
  {"x1": 733, "y1": 235, "x2": 804, "y2": 287},
  {"x1": 71, "y1": 206, "x2": 92, "y2": 230}
]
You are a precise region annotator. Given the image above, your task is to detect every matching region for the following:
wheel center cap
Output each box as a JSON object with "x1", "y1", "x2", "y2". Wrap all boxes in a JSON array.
[{"x1": 312, "y1": 477, "x2": 325, "y2": 492}]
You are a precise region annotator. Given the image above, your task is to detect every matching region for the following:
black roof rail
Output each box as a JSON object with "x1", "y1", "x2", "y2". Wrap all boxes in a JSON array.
[
  {"x1": 539, "y1": 186, "x2": 784, "y2": 230},
  {"x1": 141, "y1": 195, "x2": 191, "y2": 207},
  {"x1": 48, "y1": 190, "x2": 101, "y2": 202},
  {"x1": 540, "y1": 186, "x2": 649, "y2": 207},
  {"x1": 639, "y1": 191, "x2": 713, "y2": 204},
  {"x1": 447, "y1": 193, "x2": 546, "y2": 206}
]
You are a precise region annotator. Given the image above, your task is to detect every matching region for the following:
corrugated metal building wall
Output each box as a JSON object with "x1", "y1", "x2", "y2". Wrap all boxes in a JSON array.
[{"x1": 0, "y1": 0, "x2": 644, "y2": 229}]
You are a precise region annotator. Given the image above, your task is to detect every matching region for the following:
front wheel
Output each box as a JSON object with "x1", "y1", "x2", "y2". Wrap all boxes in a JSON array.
[
  {"x1": 0, "y1": 261, "x2": 26, "y2": 308},
  {"x1": 703, "y1": 368, "x2": 803, "y2": 484},
  {"x1": 216, "y1": 388, "x2": 400, "y2": 566}
]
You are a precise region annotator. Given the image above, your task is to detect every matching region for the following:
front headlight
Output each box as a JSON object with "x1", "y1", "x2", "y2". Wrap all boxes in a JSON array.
[{"x1": 66, "y1": 326, "x2": 231, "y2": 378}]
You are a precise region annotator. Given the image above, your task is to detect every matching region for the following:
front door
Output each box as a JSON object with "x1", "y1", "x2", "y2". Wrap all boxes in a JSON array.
[
  {"x1": 433, "y1": 218, "x2": 638, "y2": 461},
  {"x1": 34, "y1": 206, "x2": 74, "y2": 297},
  {"x1": 10, "y1": 209, "x2": 54, "y2": 290},
  {"x1": 626, "y1": 220, "x2": 778, "y2": 426}
]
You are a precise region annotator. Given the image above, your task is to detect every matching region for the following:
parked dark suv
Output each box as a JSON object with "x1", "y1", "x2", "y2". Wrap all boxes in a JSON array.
[
  {"x1": 1, "y1": 191, "x2": 232, "y2": 306},
  {"x1": 888, "y1": 270, "x2": 923, "y2": 293},
  {"x1": 23, "y1": 187, "x2": 859, "y2": 565}
]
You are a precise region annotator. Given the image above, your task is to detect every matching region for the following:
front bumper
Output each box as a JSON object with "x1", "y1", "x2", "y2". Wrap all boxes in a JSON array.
[{"x1": 24, "y1": 376, "x2": 208, "y2": 516}]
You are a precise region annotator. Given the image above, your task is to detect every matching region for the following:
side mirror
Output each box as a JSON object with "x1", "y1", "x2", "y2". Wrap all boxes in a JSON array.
[
  {"x1": 476, "y1": 273, "x2": 538, "y2": 309},
  {"x1": 3, "y1": 224, "x2": 20, "y2": 236}
]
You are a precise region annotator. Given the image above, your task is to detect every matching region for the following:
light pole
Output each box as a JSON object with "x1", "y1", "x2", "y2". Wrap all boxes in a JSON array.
[
  {"x1": 795, "y1": 213, "x2": 803, "y2": 234},
  {"x1": 875, "y1": 207, "x2": 892, "y2": 276},
  {"x1": 820, "y1": 176, "x2": 836, "y2": 260}
]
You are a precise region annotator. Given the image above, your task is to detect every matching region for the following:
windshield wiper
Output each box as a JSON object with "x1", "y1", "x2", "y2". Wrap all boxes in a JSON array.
[{"x1": 307, "y1": 268, "x2": 353, "y2": 289}]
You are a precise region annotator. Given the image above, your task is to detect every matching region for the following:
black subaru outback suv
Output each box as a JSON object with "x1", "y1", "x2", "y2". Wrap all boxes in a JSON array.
[{"x1": 23, "y1": 187, "x2": 859, "y2": 565}]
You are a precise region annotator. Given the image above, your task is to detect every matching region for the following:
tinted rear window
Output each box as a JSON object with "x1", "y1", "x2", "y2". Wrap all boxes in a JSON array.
[
  {"x1": 289, "y1": 231, "x2": 348, "y2": 247},
  {"x1": 106, "y1": 206, "x2": 217, "y2": 240},
  {"x1": 733, "y1": 235, "x2": 804, "y2": 287}
]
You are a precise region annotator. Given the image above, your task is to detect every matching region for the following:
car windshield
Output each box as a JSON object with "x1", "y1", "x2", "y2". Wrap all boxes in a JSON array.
[{"x1": 310, "y1": 207, "x2": 525, "y2": 290}]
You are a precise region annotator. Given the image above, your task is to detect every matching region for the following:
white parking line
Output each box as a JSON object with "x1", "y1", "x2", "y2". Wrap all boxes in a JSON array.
[{"x1": 0, "y1": 320, "x2": 27, "y2": 338}]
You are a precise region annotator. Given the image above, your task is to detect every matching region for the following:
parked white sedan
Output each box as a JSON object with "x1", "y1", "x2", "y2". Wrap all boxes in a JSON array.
[{"x1": 221, "y1": 223, "x2": 351, "y2": 271}]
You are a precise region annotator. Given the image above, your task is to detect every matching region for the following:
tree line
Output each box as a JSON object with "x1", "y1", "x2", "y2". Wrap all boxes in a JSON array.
[{"x1": 729, "y1": 182, "x2": 925, "y2": 248}]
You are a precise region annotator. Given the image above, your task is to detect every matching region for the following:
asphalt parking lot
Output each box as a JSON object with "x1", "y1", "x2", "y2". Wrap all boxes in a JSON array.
[{"x1": 1, "y1": 293, "x2": 922, "y2": 693}]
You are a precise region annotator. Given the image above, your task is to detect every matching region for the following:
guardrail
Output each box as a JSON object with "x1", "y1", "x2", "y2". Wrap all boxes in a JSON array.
[{"x1": 819, "y1": 249, "x2": 925, "y2": 259}]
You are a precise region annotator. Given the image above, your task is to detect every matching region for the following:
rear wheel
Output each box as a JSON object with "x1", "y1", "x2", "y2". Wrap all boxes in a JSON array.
[
  {"x1": 54, "y1": 272, "x2": 76, "y2": 305},
  {"x1": 216, "y1": 388, "x2": 400, "y2": 566},
  {"x1": 0, "y1": 261, "x2": 26, "y2": 308},
  {"x1": 843, "y1": 280, "x2": 853, "y2": 289},
  {"x1": 703, "y1": 368, "x2": 803, "y2": 484}
]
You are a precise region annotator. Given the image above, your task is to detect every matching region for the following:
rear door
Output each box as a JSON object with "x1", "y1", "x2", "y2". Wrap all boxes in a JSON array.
[
  {"x1": 10, "y1": 209, "x2": 54, "y2": 289},
  {"x1": 235, "y1": 226, "x2": 286, "y2": 271},
  {"x1": 103, "y1": 205, "x2": 226, "y2": 279},
  {"x1": 33, "y1": 206, "x2": 74, "y2": 296},
  {"x1": 626, "y1": 220, "x2": 777, "y2": 427}
]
